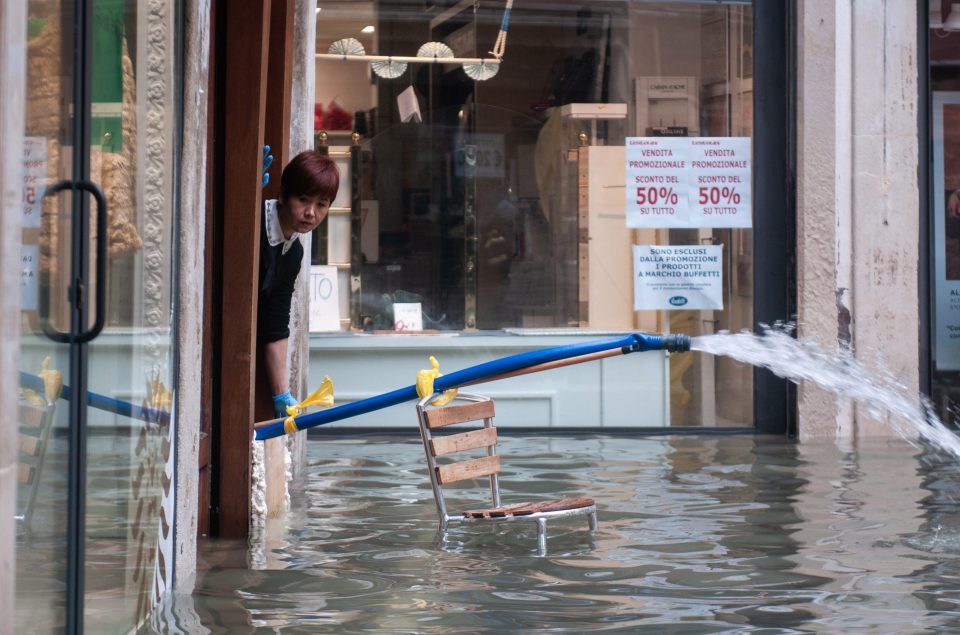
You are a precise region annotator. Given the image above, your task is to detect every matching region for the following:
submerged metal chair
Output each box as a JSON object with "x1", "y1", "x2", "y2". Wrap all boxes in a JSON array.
[
  {"x1": 416, "y1": 391, "x2": 597, "y2": 555},
  {"x1": 16, "y1": 394, "x2": 56, "y2": 536}
]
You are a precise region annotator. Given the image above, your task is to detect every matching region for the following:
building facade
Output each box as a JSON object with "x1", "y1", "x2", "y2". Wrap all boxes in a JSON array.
[{"x1": 0, "y1": 0, "x2": 937, "y2": 632}]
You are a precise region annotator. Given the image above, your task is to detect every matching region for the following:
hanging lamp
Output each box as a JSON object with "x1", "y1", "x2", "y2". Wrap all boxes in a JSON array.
[{"x1": 318, "y1": 0, "x2": 513, "y2": 81}]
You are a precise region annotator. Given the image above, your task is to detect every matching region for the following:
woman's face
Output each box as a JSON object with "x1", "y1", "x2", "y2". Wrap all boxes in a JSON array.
[{"x1": 279, "y1": 193, "x2": 331, "y2": 234}]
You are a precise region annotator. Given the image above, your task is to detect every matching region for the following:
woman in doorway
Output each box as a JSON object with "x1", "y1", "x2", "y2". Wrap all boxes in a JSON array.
[{"x1": 260, "y1": 148, "x2": 339, "y2": 417}]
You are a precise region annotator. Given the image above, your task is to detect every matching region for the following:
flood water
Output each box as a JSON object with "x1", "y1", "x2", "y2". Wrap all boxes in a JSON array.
[{"x1": 148, "y1": 434, "x2": 960, "y2": 633}]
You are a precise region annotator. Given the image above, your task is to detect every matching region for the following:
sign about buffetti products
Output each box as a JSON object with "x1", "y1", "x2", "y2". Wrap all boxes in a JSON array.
[
  {"x1": 633, "y1": 244, "x2": 724, "y2": 311},
  {"x1": 625, "y1": 137, "x2": 751, "y2": 229}
]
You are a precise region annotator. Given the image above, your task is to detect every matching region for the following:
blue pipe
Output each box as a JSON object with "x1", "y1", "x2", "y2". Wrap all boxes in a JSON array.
[
  {"x1": 19, "y1": 371, "x2": 160, "y2": 422},
  {"x1": 255, "y1": 332, "x2": 690, "y2": 440}
]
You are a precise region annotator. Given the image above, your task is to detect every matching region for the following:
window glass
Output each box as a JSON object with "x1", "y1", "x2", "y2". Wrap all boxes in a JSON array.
[
  {"x1": 929, "y1": 0, "x2": 960, "y2": 421},
  {"x1": 17, "y1": 0, "x2": 179, "y2": 629},
  {"x1": 314, "y1": 0, "x2": 754, "y2": 426}
]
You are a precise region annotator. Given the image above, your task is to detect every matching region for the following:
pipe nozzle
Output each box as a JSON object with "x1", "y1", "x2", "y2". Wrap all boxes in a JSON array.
[
  {"x1": 662, "y1": 333, "x2": 691, "y2": 353},
  {"x1": 628, "y1": 332, "x2": 692, "y2": 353}
]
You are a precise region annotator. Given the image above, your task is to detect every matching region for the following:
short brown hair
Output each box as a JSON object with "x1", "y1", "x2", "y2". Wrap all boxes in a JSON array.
[{"x1": 280, "y1": 150, "x2": 339, "y2": 202}]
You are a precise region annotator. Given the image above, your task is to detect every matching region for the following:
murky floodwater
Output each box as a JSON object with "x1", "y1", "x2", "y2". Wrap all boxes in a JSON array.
[
  {"x1": 148, "y1": 434, "x2": 960, "y2": 634},
  {"x1": 143, "y1": 328, "x2": 960, "y2": 633}
]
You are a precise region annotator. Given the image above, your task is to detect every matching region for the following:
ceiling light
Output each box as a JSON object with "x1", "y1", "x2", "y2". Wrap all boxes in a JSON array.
[
  {"x1": 316, "y1": 7, "x2": 322, "y2": 14},
  {"x1": 361, "y1": 25, "x2": 375, "y2": 34}
]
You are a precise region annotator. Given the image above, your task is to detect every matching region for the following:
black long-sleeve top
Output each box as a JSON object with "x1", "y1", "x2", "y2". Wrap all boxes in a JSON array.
[{"x1": 258, "y1": 203, "x2": 303, "y2": 344}]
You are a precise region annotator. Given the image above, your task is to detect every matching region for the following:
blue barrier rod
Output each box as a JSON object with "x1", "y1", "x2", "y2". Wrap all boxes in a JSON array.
[
  {"x1": 254, "y1": 332, "x2": 690, "y2": 440},
  {"x1": 19, "y1": 371, "x2": 163, "y2": 422}
]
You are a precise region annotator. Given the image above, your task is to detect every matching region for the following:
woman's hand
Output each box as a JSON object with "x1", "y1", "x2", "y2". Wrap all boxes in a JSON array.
[{"x1": 271, "y1": 390, "x2": 299, "y2": 419}]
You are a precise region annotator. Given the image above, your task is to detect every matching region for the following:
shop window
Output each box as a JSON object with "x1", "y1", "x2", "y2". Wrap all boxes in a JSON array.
[{"x1": 314, "y1": 0, "x2": 755, "y2": 424}]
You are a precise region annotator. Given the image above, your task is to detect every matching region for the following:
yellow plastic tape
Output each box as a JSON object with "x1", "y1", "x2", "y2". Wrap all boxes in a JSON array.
[
  {"x1": 284, "y1": 375, "x2": 334, "y2": 434},
  {"x1": 38, "y1": 356, "x2": 63, "y2": 403},
  {"x1": 416, "y1": 356, "x2": 457, "y2": 407}
]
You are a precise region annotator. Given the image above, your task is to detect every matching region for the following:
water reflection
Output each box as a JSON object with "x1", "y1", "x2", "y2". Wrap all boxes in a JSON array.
[{"x1": 148, "y1": 436, "x2": 960, "y2": 633}]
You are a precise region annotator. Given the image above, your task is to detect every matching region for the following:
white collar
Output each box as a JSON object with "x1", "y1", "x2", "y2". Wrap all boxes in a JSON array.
[{"x1": 265, "y1": 199, "x2": 300, "y2": 255}]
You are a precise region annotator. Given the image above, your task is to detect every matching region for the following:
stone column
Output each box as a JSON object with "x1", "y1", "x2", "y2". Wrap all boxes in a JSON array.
[
  {"x1": 173, "y1": 0, "x2": 210, "y2": 590},
  {"x1": 286, "y1": 0, "x2": 318, "y2": 479},
  {"x1": 0, "y1": 2, "x2": 25, "y2": 633},
  {"x1": 796, "y1": 0, "x2": 919, "y2": 439}
]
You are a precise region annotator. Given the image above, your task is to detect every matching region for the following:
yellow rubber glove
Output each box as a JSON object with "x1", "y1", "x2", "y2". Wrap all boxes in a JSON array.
[
  {"x1": 284, "y1": 375, "x2": 334, "y2": 434},
  {"x1": 416, "y1": 356, "x2": 458, "y2": 407}
]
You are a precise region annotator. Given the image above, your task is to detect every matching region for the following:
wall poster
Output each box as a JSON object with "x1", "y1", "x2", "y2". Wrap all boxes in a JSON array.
[{"x1": 933, "y1": 92, "x2": 960, "y2": 370}]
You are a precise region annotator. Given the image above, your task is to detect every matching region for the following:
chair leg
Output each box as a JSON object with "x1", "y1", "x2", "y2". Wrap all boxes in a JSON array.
[
  {"x1": 588, "y1": 510, "x2": 598, "y2": 532},
  {"x1": 536, "y1": 517, "x2": 547, "y2": 556}
]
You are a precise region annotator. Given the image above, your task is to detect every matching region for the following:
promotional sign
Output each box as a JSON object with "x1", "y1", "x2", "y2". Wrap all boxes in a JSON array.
[
  {"x1": 23, "y1": 136, "x2": 46, "y2": 228},
  {"x1": 309, "y1": 265, "x2": 340, "y2": 332},
  {"x1": 633, "y1": 244, "x2": 723, "y2": 311},
  {"x1": 625, "y1": 137, "x2": 687, "y2": 226},
  {"x1": 688, "y1": 137, "x2": 751, "y2": 228},
  {"x1": 455, "y1": 133, "x2": 505, "y2": 178},
  {"x1": 626, "y1": 137, "x2": 751, "y2": 228},
  {"x1": 933, "y1": 93, "x2": 960, "y2": 369},
  {"x1": 20, "y1": 245, "x2": 38, "y2": 312}
]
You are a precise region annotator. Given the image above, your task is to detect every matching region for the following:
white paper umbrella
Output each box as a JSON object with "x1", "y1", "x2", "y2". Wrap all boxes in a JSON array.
[
  {"x1": 417, "y1": 42, "x2": 454, "y2": 59},
  {"x1": 462, "y1": 60, "x2": 500, "y2": 80},
  {"x1": 328, "y1": 38, "x2": 365, "y2": 56},
  {"x1": 371, "y1": 59, "x2": 408, "y2": 79}
]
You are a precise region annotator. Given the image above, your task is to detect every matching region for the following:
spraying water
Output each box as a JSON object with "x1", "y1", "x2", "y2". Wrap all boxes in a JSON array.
[{"x1": 691, "y1": 324, "x2": 960, "y2": 459}]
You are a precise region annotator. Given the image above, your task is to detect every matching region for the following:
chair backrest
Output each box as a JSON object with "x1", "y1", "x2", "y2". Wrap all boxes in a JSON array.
[{"x1": 416, "y1": 392, "x2": 501, "y2": 520}]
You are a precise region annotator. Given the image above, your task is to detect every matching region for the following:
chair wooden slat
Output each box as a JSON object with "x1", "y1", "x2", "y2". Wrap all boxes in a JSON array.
[
  {"x1": 18, "y1": 433, "x2": 40, "y2": 457},
  {"x1": 19, "y1": 404, "x2": 46, "y2": 428},
  {"x1": 424, "y1": 400, "x2": 494, "y2": 429},
  {"x1": 436, "y1": 454, "x2": 500, "y2": 484},
  {"x1": 463, "y1": 502, "x2": 535, "y2": 518},
  {"x1": 430, "y1": 427, "x2": 498, "y2": 457},
  {"x1": 463, "y1": 498, "x2": 594, "y2": 518},
  {"x1": 18, "y1": 463, "x2": 35, "y2": 484}
]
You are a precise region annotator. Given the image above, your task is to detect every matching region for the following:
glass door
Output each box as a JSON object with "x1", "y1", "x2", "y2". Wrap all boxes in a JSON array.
[
  {"x1": 17, "y1": 0, "x2": 179, "y2": 632},
  {"x1": 18, "y1": 1, "x2": 101, "y2": 633}
]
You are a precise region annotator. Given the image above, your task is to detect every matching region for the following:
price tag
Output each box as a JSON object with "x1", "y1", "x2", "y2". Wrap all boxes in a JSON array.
[{"x1": 393, "y1": 303, "x2": 423, "y2": 332}]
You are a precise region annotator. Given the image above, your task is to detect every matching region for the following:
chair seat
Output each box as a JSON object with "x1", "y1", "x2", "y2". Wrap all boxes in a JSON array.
[{"x1": 463, "y1": 498, "x2": 594, "y2": 519}]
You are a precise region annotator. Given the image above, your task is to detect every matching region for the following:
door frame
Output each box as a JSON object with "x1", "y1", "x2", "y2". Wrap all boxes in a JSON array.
[{"x1": 753, "y1": 0, "x2": 797, "y2": 436}]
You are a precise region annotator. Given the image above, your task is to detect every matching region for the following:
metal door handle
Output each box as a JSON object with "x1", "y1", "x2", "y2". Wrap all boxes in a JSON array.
[
  {"x1": 37, "y1": 180, "x2": 107, "y2": 344},
  {"x1": 74, "y1": 179, "x2": 107, "y2": 343}
]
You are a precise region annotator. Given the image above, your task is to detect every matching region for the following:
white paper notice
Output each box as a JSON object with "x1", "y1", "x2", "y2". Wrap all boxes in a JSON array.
[
  {"x1": 689, "y1": 137, "x2": 751, "y2": 227},
  {"x1": 21, "y1": 244, "x2": 38, "y2": 311},
  {"x1": 397, "y1": 85, "x2": 422, "y2": 123},
  {"x1": 625, "y1": 137, "x2": 688, "y2": 227},
  {"x1": 23, "y1": 137, "x2": 47, "y2": 228},
  {"x1": 626, "y1": 136, "x2": 751, "y2": 229},
  {"x1": 633, "y1": 244, "x2": 723, "y2": 310},
  {"x1": 393, "y1": 303, "x2": 423, "y2": 331},
  {"x1": 309, "y1": 265, "x2": 340, "y2": 332}
]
